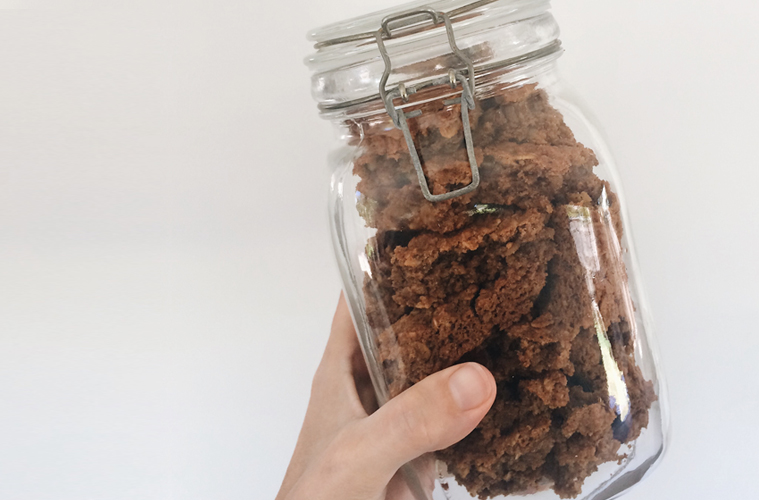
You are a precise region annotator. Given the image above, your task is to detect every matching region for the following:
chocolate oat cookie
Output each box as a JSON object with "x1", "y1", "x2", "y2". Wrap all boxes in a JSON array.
[{"x1": 356, "y1": 87, "x2": 656, "y2": 498}]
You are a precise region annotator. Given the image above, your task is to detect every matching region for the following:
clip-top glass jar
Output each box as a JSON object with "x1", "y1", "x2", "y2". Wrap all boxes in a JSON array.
[{"x1": 305, "y1": 1, "x2": 669, "y2": 498}]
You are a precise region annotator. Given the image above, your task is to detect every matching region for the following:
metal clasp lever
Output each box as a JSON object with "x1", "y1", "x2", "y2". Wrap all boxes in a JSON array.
[{"x1": 375, "y1": 9, "x2": 480, "y2": 203}]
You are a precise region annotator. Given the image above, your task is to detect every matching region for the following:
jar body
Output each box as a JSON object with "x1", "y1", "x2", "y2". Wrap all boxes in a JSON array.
[{"x1": 327, "y1": 65, "x2": 667, "y2": 500}]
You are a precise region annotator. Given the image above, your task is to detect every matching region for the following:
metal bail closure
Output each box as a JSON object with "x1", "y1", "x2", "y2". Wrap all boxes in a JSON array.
[{"x1": 375, "y1": 9, "x2": 480, "y2": 203}]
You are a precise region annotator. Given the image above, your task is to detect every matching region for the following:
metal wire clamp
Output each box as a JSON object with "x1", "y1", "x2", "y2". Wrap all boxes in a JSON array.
[{"x1": 375, "y1": 9, "x2": 481, "y2": 203}]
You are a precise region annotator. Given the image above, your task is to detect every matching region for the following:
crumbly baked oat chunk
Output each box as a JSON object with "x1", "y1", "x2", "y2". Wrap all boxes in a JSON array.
[{"x1": 355, "y1": 87, "x2": 656, "y2": 498}]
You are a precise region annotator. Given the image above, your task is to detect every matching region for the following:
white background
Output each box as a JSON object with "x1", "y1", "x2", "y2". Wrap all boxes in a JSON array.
[{"x1": 1, "y1": 1, "x2": 757, "y2": 499}]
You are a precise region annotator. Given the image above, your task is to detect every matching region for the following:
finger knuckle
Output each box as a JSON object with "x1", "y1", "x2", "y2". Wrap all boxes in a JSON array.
[{"x1": 394, "y1": 395, "x2": 435, "y2": 449}]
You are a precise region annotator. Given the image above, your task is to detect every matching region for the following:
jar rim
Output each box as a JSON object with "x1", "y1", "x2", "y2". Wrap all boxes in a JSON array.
[{"x1": 310, "y1": 0, "x2": 505, "y2": 48}]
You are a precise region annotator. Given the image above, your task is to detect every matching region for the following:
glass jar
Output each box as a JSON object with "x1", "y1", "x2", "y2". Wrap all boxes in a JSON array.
[{"x1": 305, "y1": 1, "x2": 669, "y2": 499}]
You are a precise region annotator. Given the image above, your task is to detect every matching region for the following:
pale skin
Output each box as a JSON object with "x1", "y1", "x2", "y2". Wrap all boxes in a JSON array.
[{"x1": 276, "y1": 294, "x2": 497, "y2": 500}]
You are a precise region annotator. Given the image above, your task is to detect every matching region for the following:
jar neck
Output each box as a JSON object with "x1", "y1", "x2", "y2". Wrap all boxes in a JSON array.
[{"x1": 330, "y1": 50, "x2": 563, "y2": 143}]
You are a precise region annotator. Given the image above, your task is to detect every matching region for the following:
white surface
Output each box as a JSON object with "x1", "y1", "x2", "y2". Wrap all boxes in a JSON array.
[{"x1": 0, "y1": 1, "x2": 757, "y2": 499}]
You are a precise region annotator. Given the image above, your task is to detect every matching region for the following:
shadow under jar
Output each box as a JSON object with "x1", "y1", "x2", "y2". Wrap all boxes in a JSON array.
[{"x1": 305, "y1": 1, "x2": 669, "y2": 499}]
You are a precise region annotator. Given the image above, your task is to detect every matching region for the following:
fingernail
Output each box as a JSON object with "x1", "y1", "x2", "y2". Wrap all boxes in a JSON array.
[{"x1": 448, "y1": 363, "x2": 492, "y2": 411}]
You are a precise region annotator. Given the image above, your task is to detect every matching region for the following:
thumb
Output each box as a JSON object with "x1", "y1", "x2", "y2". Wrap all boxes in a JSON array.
[{"x1": 359, "y1": 362, "x2": 496, "y2": 480}]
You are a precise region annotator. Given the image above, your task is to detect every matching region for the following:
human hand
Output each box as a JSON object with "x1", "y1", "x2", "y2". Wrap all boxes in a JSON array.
[{"x1": 276, "y1": 294, "x2": 497, "y2": 500}]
